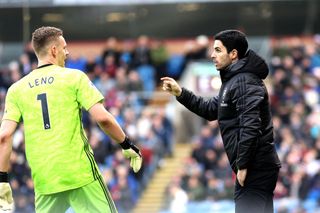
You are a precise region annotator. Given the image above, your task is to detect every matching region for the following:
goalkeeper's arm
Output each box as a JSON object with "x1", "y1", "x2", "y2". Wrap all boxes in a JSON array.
[
  {"x1": 0, "y1": 120, "x2": 17, "y2": 213},
  {"x1": 89, "y1": 103, "x2": 142, "y2": 173}
]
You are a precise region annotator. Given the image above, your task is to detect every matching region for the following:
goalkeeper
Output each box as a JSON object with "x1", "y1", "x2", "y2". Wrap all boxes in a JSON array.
[{"x1": 0, "y1": 26, "x2": 142, "y2": 213}]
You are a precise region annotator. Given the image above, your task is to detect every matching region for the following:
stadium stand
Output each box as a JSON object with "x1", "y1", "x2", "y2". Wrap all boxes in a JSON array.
[{"x1": 0, "y1": 34, "x2": 320, "y2": 213}]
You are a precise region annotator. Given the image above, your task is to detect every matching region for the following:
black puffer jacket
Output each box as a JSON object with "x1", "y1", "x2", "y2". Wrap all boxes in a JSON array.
[{"x1": 177, "y1": 50, "x2": 281, "y2": 173}]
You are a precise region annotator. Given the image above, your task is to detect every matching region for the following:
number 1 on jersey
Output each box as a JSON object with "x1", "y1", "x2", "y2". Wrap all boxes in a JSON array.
[{"x1": 37, "y1": 93, "x2": 51, "y2": 130}]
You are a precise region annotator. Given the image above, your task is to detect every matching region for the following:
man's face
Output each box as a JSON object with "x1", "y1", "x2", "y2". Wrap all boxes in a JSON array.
[
  {"x1": 55, "y1": 36, "x2": 69, "y2": 67},
  {"x1": 210, "y1": 40, "x2": 233, "y2": 71}
]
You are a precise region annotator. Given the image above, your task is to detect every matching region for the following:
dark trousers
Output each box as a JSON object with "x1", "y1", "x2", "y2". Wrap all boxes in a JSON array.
[{"x1": 234, "y1": 168, "x2": 279, "y2": 213}]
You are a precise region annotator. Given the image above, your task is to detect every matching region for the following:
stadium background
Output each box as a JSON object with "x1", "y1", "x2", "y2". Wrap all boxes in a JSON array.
[{"x1": 0, "y1": 0, "x2": 320, "y2": 212}]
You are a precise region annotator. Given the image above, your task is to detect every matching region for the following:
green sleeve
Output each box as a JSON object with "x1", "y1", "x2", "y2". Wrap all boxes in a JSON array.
[
  {"x1": 76, "y1": 72, "x2": 104, "y2": 110},
  {"x1": 2, "y1": 86, "x2": 21, "y2": 122}
]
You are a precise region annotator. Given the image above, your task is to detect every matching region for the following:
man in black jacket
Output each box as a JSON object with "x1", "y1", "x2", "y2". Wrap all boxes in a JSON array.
[{"x1": 161, "y1": 30, "x2": 281, "y2": 213}]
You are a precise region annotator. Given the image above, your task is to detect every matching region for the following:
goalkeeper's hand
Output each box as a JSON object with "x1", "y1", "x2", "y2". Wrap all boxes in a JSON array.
[
  {"x1": 0, "y1": 172, "x2": 14, "y2": 213},
  {"x1": 120, "y1": 137, "x2": 142, "y2": 173}
]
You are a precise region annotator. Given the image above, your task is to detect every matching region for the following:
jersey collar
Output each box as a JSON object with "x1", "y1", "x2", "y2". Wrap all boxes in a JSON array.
[{"x1": 37, "y1": 64, "x2": 53, "y2": 69}]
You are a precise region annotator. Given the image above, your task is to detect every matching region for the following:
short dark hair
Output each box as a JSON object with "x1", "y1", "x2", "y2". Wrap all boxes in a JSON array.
[
  {"x1": 214, "y1": 30, "x2": 248, "y2": 59},
  {"x1": 32, "y1": 26, "x2": 63, "y2": 57}
]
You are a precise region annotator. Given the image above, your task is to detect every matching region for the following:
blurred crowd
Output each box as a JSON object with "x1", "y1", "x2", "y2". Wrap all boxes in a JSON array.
[
  {"x1": 1, "y1": 33, "x2": 320, "y2": 213},
  {"x1": 162, "y1": 36, "x2": 320, "y2": 213},
  {"x1": 0, "y1": 35, "x2": 210, "y2": 213}
]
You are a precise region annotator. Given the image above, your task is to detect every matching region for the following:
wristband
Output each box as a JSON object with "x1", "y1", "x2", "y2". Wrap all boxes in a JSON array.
[
  {"x1": 119, "y1": 136, "x2": 131, "y2": 150},
  {"x1": 0, "y1": 171, "x2": 9, "y2": 182}
]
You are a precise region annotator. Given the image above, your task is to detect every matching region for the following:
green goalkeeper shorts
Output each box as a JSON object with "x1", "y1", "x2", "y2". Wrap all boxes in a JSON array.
[{"x1": 35, "y1": 179, "x2": 117, "y2": 213}]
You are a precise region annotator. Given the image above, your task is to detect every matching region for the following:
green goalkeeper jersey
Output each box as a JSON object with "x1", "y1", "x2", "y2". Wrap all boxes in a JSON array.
[{"x1": 2, "y1": 64, "x2": 104, "y2": 195}]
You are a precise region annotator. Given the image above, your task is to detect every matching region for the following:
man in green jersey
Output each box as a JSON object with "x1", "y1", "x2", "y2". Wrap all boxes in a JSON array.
[{"x1": 0, "y1": 26, "x2": 142, "y2": 213}]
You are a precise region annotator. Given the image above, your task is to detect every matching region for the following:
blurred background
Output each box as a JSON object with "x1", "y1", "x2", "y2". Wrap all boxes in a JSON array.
[{"x1": 0, "y1": 0, "x2": 320, "y2": 212}]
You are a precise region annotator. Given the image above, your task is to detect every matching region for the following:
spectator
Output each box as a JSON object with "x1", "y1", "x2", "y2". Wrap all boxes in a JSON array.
[
  {"x1": 102, "y1": 37, "x2": 121, "y2": 67},
  {"x1": 132, "y1": 35, "x2": 152, "y2": 68}
]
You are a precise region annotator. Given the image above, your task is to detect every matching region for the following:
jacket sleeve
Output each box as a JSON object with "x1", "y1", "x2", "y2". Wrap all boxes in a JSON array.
[
  {"x1": 234, "y1": 75, "x2": 265, "y2": 170},
  {"x1": 176, "y1": 88, "x2": 218, "y2": 121}
]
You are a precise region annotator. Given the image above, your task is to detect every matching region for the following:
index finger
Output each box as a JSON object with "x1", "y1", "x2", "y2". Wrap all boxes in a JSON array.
[{"x1": 160, "y1": 77, "x2": 174, "y2": 82}]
